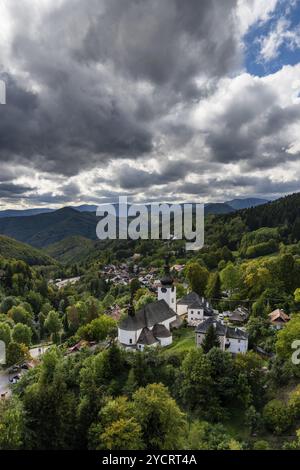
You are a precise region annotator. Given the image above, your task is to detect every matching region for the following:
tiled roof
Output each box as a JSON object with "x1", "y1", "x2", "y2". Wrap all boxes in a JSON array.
[
  {"x1": 269, "y1": 309, "x2": 290, "y2": 323},
  {"x1": 195, "y1": 318, "x2": 248, "y2": 340},
  {"x1": 137, "y1": 327, "x2": 158, "y2": 345},
  {"x1": 119, "y1": 299, "x2": 176, "y2": 331},
  {"x1": 152, "y1": 323, "x2": 171, "y2": 338}
]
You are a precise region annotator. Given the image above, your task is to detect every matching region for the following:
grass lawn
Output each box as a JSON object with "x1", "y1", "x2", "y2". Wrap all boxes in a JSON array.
[{"x1": 165, "y1": 327, "x2": 196, "y2": 354}]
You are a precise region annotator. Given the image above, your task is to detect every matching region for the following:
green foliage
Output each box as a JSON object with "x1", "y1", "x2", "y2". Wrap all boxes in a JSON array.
[
  {"x1": 0, "y1": 398, "x2": 25, "y2": 450},
  {"x1": 8, "y1": 305, "x2": 33, "y2": 327},
  {"x1": 6, "y1": 341, "x2": 29, "y2": 367},
  {"x1": 132, "y1": 383, "x2": 186, "y2": 450},
  {"x1": 201, "y1": 325, "x2": 220, "y2": 353},
  {"x1": 0, "y1": 235, "x2": 55, "y2": 265},
  {"x1": 12, "y1": 323, "x2": 32, "y2": 346},
  {"x1": 263, "y1": 399, "x2": 293, "y2": 435},
  {"x1": 77, "y1": 315, "x2": 117, "y2": 342},
  {"x1": 185, "y1": 262, "x2": 209, "y2": 297},
  {"x1": 276, "y1": 315, "x2": 300, "y2": 360},
  {"x1": 0, "y1": 322, "x2": 12, "y2": 347},
  {"x1": 187, "y1": 420, "x2": 242, "y2": 450},
  {"x1": 44, "y1": 310, "x2": 62, "y2": 343}
]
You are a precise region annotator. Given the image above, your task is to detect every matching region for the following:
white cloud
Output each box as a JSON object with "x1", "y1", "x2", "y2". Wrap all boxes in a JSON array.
[
  {"x1": 259, "y1": 17, "x2": 300, "y2": 61},
  {"x1": 236, "y1": 0, "x2": 279, "y2": 35}
]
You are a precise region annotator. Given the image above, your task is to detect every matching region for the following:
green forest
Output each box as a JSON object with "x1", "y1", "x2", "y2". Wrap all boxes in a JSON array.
[{"x1": 1, "y1": 193, "x2": 300, "y2": 450}]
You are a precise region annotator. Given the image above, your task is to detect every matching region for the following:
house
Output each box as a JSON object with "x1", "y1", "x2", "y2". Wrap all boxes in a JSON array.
[
  {"x1": 118, "y1": 257, "x2": 181, "y2": 350},
  {"x1": 228, "y1": 306, "x2": 249, "y2": 325},
  {"x1": 268, "y1": 309, "x2": 290, "y2": 330},
  {"x1": 177, "y1": 292, "x2": 214, "y2": 324},
  {"x1": 195, "y1": 318, "x2": 248, "y2": 354}
]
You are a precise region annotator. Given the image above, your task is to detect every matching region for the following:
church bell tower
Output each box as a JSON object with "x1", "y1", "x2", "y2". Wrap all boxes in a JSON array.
[{"x1": 157, "y1": 255, "x2": 176, "y2": 311}]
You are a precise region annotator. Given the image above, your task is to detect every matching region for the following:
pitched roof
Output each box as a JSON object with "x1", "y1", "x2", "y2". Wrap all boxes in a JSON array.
[
  {"x1": 119, "y1": 299, "x2": 176, "y2": 331},
  {"x1": 195, "y1": 318, "x2": 226, "y2": 336},
  {"x1": 269, "y1": 309, "x2": 290, "y2": 323},
  {"x1": 195, "y1": 318, "x2": 248, "y2": 340},
  {"x1": 152, "y1": 323, "x2": 172, "y2": 338},
  {"x1": 177, "y1": 291, "x2": 200, "y2": 306},
  {"x1": 137, "y1": 327, "x2": 158, "y2": 345}
]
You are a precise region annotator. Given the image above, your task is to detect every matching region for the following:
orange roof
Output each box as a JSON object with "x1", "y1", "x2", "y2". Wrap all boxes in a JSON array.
[{"x1": 268, "y1": 309, "x2": 290, "y2": 323}]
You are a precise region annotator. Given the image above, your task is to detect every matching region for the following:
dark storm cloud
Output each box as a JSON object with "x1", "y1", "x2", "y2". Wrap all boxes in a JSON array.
[
  {"x1": 204, "y1": 79, "x2": 300, "y2": 168},
  {"x1": 116, "y1": 160, "x2": 198, "y2": 190},
  {"x1": 78, "y1": 0, "x2": 239, "y2": 89},
  {"x1": 0, "y1": 0, "x2": 240, "y2": 180},
  {"x1": 0, "y1": 182, "x2": 32, "y2": 198}
]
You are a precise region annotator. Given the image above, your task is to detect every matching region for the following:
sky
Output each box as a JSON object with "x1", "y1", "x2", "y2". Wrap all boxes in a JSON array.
[{"x1": 0, "y1": 0, "x2": 300, "y2": 209}]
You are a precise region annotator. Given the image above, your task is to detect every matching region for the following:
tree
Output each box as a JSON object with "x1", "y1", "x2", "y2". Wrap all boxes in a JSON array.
[
  {"x1": 7, "y1": 305, "x2": 33, "y2": 327},
  {"x1": 44, "y1": 310, "x2": 62, "y2": 343},
  {"x1": 263, "y1": 399, "x2": 293, "y2": 435},
  {"x1": 100, "y1": 418, "x2": 143, "y2": 450},
  {"x1": 180, "y1": 349, "x2": 213, "y2": 411},
  {"x1": 0, "y1": 398, "x2": 25, "y2": 450},
  {"x1": 132, "y1": 383, "x2": 186, "y2": 450},
  {"x1": 77, "y1": 315, "x2": 117, "y2": 342},
  {"x1": 135, "y1": 293, "x2": 156, "y2": 310},
  {"x1": 201, "y1": 325, "x2": 220, "y2": 353},
  {"x1": 276, "y1": 315, "x2": 300, "y2": 360},
  {"x1": 187, "y1": 421, "x2": 242, "y2": 450},
  {"x1": 185, "y1": 262, "x2": 209, "y2": 297},
  {"x1": 220, "y1": 263, "x2": 241, "y2": 296},
  {"x1": 89, "y1": 396, "x2": 143, "y2": 450},
  {"x1": 12, "y1": 323, "x2": 32, "y2": 346},
  {"x1": 0, "y1": 323, "x2": 11, "y2": 347},
  {"x1": 288, "y1": 385, "x2": 300, "y2": 420},
  {"x1": 6, "y1": 342, "x2": 30, "y2": 367},
  {"x1": 205, "y1": 272, "x2": 221, "y2": 300}
]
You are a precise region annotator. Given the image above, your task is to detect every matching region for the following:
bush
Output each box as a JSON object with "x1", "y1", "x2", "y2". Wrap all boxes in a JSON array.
[{"x1": 263, "y1": 399, "x2": 292, "y2": 435}]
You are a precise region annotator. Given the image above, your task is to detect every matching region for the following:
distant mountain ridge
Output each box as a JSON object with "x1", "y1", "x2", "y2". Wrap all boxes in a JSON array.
[
  {"x1": 0, "y1": 197, "x2": 269, "y2": 218},
  {"x1": 0, "y1": 195, "x2": 279, "y2": 250},
  {"x1": 225, "y1": 198, "x2": 269, "y2": 210}
]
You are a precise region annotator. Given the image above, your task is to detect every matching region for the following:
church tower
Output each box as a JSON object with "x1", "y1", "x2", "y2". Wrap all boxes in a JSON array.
[{"x1": 157, "y1": 255, "x2": 176, "y2": 311}]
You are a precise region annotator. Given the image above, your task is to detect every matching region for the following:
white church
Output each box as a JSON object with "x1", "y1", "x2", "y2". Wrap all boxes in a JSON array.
[{"x1": 118, "y1": 258, "x2": 181, "y2": 350}]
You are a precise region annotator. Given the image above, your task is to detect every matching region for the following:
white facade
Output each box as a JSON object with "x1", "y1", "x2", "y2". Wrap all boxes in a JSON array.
[
  {"x1": 227, "y1": 337, "x2": 248, "y2": 354},
  {"x1": 187, "y1": 307, "x2": 204, "y2": 325},
  {"x1": 118, "y1": 327, "x2": 143, "y2": 346},
  {"x1": 177, "y1": 304, "x2": 188, "y2": 317},
  {"x1": 118, "y1": 312, "x2": 176, "y2": 347},
  {"x1": 156, "y1": 335, "x2": 172, "y2": 347},
  {"x1": 158, "y1": 285, "x2": 176, "y2": 311}
]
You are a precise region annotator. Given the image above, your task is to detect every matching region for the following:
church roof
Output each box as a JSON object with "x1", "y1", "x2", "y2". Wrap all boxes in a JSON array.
[
  {"x1": 137, "y1": 327, "x2": 158, "y2": 345},
  {"x1": 152, "y1": 323, "x2": 172, "y2": 338},
  {"x1": 119, "y1": 299, "x2": 176, "y2": 331}
]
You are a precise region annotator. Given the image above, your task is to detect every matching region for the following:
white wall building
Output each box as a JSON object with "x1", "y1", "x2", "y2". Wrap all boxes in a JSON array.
[
  {"x1": 118, "y1": 257, "x2": 181, "y2": 350},
  {"x1": 195, "y1": 318, "x2": 248, "y2": 354}
]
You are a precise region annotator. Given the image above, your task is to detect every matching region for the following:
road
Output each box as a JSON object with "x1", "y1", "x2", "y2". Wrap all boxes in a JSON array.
[{"x1": 0, "y1": 345, "x2": 50, "y2": 397}]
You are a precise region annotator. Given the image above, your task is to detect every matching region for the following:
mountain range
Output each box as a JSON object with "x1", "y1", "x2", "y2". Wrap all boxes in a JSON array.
[
  {"x1": 0, "y1": 193, "x2": 298, "y2": 264},
  {"x1": 0, "y1": 197, "x2": 269, "y2": 250}
]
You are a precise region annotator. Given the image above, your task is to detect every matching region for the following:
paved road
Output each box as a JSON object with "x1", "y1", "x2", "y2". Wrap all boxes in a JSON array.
[{"x1": 0, "y1": 345, "x2": 50, "y2": 397}]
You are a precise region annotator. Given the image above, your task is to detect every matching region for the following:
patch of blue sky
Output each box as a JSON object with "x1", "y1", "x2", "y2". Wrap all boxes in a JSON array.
[{"x1": 244, "y1": 0, "x2": 300, "y2": 76}]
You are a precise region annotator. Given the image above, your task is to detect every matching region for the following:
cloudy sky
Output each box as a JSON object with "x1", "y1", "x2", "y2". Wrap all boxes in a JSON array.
[{"x1": 0, "y1": 0, "x2": 300, "y2": 209}]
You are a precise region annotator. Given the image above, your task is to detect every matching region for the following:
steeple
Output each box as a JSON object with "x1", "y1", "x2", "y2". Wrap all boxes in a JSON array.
[
  {"x1": 160, "y1": 254, "x2": 174, "y2": 287},
  {"x1": 158, "y1": 253, "x2": 176, "y2": 310}
]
